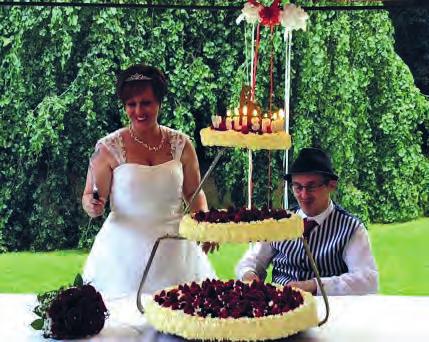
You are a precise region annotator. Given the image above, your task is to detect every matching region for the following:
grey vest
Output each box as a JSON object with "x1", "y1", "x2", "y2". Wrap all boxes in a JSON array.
[{"x1": 270, "y1": 205, "x2": 361, "y2": 285}]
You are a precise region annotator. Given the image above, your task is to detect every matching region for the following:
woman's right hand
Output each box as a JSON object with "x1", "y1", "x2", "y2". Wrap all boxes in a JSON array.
[{"x1": 83, "y1": 194, "x2": 106, "y2": 218}]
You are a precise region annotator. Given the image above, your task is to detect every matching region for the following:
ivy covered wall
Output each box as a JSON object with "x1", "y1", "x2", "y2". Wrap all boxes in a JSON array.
[{"x1": 0, "y1": 1, "x2": 428, "y2": 251}]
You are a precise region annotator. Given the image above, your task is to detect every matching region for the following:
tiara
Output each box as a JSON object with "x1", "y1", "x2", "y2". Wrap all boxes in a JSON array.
[{"x1": 125, "y1": 73, "x2": 152, "y2": 82}]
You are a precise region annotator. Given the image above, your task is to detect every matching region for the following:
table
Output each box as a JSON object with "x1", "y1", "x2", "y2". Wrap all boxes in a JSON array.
[{"x1": 1, "y1": 294, "x2": 428, "y2": 341}]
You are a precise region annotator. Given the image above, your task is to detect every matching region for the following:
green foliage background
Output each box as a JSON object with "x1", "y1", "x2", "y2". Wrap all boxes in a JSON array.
[{"x1": 0, "y1": 1, "x2": 428, "y2": 251}]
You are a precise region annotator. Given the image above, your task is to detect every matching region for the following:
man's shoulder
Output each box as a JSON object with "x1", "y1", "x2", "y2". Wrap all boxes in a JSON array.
[{"x1": 332, "y1": 204, "x2": 364, "y2": 228}]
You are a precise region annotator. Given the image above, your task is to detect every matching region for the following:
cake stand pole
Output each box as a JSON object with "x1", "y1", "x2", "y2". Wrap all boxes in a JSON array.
[
  {"x1": 247, "y1": 149, "x2": 253, "y2": 209},
  {"x1": 184, "y1": 148, "x2": 225, "y2": 214},
  {"x1": 137, "y1": 234, "x2": 186, "y2": 314},
  {"x1": 301, "y1": 237, "x2": 330, "y2": 326}
]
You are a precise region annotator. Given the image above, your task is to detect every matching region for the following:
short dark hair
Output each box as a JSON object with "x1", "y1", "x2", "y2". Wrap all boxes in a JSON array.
[
  {"x1": 321, "y1": 174, "x2": 333, "y2": 184},
  {"x1": 116, "y1": 64, "x2": 167, "y2": 104}
]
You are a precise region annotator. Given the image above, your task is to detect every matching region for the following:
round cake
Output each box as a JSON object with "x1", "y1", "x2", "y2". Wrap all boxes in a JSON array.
[
  {"x1": 200, "y1": 127, "x2": 291, "y2": 150},
  {"x1": 144, "y1": 279, "x2": 318, "y2": 341},
  {"x1": 179, "y1": 208, "x2": 303, "y2": 243}
]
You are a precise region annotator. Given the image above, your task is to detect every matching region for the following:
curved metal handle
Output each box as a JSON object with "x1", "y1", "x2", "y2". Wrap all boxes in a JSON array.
[
  {"x1": 136, "y1": 235, "x2": 187, "y2": 314},
  {"x1": 301, "y1": 237, "x2": 330, "y2": 326}
]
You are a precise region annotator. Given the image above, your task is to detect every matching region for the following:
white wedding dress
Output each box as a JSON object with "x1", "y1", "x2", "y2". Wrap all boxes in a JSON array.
[{"x1": 83, "y1": 126, "x2": 216, "y2": 300}]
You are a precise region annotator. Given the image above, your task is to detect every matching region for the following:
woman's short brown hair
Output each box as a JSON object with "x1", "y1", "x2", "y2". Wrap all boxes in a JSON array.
[{"x1": 116, "y1": 64, "x2": 167, "y2": 104}]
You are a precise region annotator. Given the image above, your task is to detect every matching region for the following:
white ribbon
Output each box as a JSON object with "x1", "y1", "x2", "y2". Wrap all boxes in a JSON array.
[{"x1": 283, "y1": 29, "x2": 293, "y2": 209}]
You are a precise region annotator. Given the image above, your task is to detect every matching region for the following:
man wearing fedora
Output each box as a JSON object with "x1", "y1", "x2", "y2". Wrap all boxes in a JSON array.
[{"x1": 236, "y1": 147, "x2": 378, "y2": 295}]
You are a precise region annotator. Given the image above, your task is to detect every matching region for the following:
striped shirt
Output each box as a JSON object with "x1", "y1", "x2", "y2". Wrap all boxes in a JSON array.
[{"x1": 271, "y1": 204, "x2": 361, "y2": 285}]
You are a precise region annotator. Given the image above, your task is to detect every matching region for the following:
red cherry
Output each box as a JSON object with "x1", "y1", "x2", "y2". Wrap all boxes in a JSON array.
[
  {"x1": 218, "y1": 121, "x2": 227, "y2": 131},
  {"x1": 219, "y1": 308, "x2": 229, "y2": 318},
  {"x1": 157, "y1": 279, "x2": 303, "y2": 319}
]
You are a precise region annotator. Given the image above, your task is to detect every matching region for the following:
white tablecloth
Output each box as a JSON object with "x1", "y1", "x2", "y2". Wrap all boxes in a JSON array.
[{"x1": 1, "y1": 294, "x2": 428, "y2": 341}]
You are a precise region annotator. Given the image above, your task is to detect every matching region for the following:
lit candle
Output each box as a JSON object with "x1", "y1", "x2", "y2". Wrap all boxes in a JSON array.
[
  {"x1": 233, "y1": 115, "x2": 241, "y2": 131},
  {"x1": 241, "y1": 105, "x2": 248, "y2": 127},
  {"x1": 241, "y1": 115, "x2": 248, "y2": 128},
  {"x1": 226, "y1": 110, "x2": 233, "y2": 130},
  {"x1": 278, "y1": 109, "x2": 285, "y2": 132},
  {"x1": 251, "y1": 109, "x2": 260, "y2": 132},
  {"x1": 211, "y1": 115, "x2": 221, "y2": 129},
  {"x1": 262, "y1": 114, "x2": 270, "y2": 133},
  {"x1": 271, "y1": 113, "x2": 278, "y2": 132}
]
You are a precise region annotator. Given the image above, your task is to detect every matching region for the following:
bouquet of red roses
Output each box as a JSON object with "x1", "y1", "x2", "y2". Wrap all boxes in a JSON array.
[{"x1": 31, "y1": 274, "x2": 108, "y2": 339}]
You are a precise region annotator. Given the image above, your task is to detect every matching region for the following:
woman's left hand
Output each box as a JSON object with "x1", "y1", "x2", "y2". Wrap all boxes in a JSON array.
[{"x1": 200, "y1": 242, "x2": 219, "y2": 254}]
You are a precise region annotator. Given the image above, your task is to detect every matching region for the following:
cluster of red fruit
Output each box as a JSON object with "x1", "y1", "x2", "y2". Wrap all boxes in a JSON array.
[
  {"x1": 154, "y1": 279, "x2": 303, "y2": 319},
  {"x1": 211, "y1": 119, "x2": 271, "y2": 134},
  {"x1": 192, "y1": 207, "x2": 291, "y2": 223}
]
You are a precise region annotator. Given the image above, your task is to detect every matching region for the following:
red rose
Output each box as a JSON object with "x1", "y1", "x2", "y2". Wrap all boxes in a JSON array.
[
  {"x1": 45, "y1": 284, "x2": 108, "y2": 339},
  {"x1": 259, "y1": 0, "x2": 281, "y2": 27}
]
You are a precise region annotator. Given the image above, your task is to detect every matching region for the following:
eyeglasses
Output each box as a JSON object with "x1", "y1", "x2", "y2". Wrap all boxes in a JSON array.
[{"x1": 290, "y1": 182, "x2": 327, "y2": 193}]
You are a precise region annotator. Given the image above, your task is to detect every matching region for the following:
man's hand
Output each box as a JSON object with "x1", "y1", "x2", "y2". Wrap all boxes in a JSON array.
[
  {"x1": 287, "y1": 279, "x2": 317, "y2": 294},
  {"x1": 242, "y1": 271, "x2": 260, "y2": 283}
]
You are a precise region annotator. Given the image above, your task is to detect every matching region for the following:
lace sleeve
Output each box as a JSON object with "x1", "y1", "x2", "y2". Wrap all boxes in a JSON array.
[
  {"x1": 167, "y1": 127, "x2": 189, "y2": 161},
  {"x1": 96, "y1": 130, "x2": 126, "y2": 165}
]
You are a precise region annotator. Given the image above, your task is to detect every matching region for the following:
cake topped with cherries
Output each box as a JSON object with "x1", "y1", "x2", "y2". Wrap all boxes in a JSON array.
[
  {"x1": 193, "y1": 206, "x2": 291, "y2": 223},
  {"x1": 179, "y1": 207, "x2": 304, "y2": 243},
  {"x1": 144, "y1": 279, "x2": 318, "y2": 341},
  {"x1": 154, "y1": 279, "x2": 303, "y2": 318}
]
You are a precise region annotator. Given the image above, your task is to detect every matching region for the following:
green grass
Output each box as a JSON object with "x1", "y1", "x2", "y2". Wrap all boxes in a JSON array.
[
  {"x1": 0, "y1": 250, "x2": 87, "y2": 293},
  {"x1": 370, "y1": 217, "x2": 429, "y2": 296},
  {"x1": 0, "y1": 218, "x2": 428, "y2": 295}
]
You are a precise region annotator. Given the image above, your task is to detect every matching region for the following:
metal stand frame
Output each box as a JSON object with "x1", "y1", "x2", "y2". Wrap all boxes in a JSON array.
[
  {"x1": 136, "y1": 148, "x2": 329, "y2": 327},
  {"x1": 137, "y1": 234, "x2": 186, "y2": 314},
  {"x1": 302, "y1": 237, "x2": 330, "y2": 326}
]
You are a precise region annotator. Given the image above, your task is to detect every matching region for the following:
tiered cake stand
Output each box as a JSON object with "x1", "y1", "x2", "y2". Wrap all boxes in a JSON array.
[{"x1": 136, "y1": 135, "x2": 330, "y2": 340}]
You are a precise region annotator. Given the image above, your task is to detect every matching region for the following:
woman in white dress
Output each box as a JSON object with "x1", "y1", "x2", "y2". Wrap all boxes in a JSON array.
[{"x1": 81, "y1": 64, "x2": 216, "y2": 300}]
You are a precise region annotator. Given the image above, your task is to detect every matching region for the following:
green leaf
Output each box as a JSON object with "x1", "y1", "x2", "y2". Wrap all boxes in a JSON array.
[
  {"x1": 31, "y1": 319, "x2": 44, "y2": 330},
  {"x1": 73, "y1": 274, "x2": 83, "y2": 287},
  {"x1": 1, "y1": 37, "x2": 12, "y2": 47}
]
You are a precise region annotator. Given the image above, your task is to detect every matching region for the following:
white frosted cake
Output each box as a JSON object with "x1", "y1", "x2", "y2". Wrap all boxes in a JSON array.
[
  {"x1": 144, "y1": 279, "x2": 318, "y2": 341},
  {"x1": 179, "y1": 208, "x2": 304, "y2": 243}
]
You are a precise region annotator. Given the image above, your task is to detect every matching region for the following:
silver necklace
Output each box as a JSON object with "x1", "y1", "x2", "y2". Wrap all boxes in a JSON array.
[{"x1": 129, "y1": 125, "x2": 165, "y2": 152}]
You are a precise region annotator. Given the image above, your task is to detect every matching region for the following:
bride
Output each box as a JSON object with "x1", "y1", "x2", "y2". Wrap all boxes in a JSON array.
[{"x1": 81, "y1": 64, "x2": 216, "y2": 300}]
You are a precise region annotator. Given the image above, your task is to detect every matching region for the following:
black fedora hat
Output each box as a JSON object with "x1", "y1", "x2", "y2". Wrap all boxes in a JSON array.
[{"x1": 284, "y1": 148, "x2": 339, "y2": 182}]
